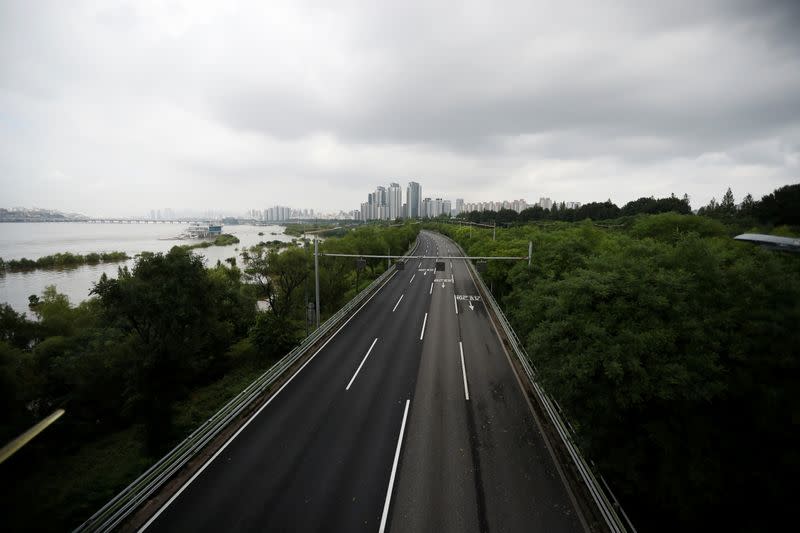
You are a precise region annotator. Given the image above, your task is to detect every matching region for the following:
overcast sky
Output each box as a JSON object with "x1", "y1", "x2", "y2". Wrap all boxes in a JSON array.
[{"x1": 1, "y1": 0, "x2": 798, "y2": 216}]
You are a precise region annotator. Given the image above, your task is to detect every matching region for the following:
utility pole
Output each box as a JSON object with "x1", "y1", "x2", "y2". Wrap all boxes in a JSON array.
[
  {"x1": 387, "y1": 246, "x2": 390, "y2": 270},
  {"x1": 493, "y1": 223, "x2": 496, "y2": 241},
  {"x1": 528, "y1": 241, "x2": 533, "y2": 268},
  {"x1": 314, "y1": 236, "x2": 320, "y2": 329}
]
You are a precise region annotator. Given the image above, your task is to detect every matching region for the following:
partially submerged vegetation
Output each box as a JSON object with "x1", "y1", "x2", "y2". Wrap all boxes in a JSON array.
[
  {"x1": 282, "y1": 222, "x2": 351, "y2": 237},
  {"x1": 180, "y1": 233, "x2": 240, "y2": 250},
  {"x1": 248, "y1": 239, "x2": 297, "y2": 252},
  {"x1": 0, "y1": 251, "x2": 129, "y2": 274}
]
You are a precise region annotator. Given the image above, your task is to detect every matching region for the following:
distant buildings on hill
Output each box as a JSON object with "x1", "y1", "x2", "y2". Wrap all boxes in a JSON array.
[{"x1": 0, "y1": 207, "x2": 88, "y2": 222}]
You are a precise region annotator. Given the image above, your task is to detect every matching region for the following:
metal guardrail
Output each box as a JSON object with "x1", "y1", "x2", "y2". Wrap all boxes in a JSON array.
[
  {"x1": 75, "y1": 238, "x2": 420, "y2": 532},
  {"x1": 450, "y1": 236, "x2": 636, "y2": 533}
]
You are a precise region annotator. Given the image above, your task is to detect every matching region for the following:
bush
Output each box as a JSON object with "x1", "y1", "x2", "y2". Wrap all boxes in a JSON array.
[{"x1": 629, "y1": 212, "x2": 727, "y2": 242}]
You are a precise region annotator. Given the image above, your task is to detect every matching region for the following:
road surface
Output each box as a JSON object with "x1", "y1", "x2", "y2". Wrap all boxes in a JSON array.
[{"x1": 142, "y1": 230, "x2": 583, "y2": 533}]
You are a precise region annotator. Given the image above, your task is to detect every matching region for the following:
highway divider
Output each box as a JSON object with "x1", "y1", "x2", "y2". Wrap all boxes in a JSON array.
[
  {"x1": 75, "y1": 238, "x2": 420, "y2": 533},
  {"x1": 451, "y1": 237, "x2": 636, "y2": 533}
]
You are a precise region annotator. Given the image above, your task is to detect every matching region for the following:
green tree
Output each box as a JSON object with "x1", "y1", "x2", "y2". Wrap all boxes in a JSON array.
[
  {"x1": 739, "y1": 193, "x2": 755, "y2": 217},
  {"x1": 91, "y1": 247, "x2": 220, "y2": 452},
  {"x1": 756, "y1": 183, "x2": 800, "y2": 225},
  {"x1": 720, "y1": 187, "x2": 736, "y2": 216}
]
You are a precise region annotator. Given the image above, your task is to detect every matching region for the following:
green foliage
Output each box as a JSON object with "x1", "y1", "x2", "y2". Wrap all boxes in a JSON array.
[
  {"x1": 756, "y1": 183, "x2": 800, "y2": 226},
  {"x1": 90, "y1": 247, "x2": 245, "y2": 451},
  {"x1": 0, "y1": 251, "x2": 130, "y2": 273},
  {"x1": 0, "y1": 340, "x2": 37, "y2": 442},
  {"x1": 181, "y1": 233, "x2": 240, "y2": 250},
  {"x1": 629, "y1": 212, "x2": 727, "y2": 242},
  {"x1": 248, "y1": 311, "x2": 299, "y2": 360},
  {"x1": 282, "y1": 222, "x2": 339, "y2": 237},
  {"x1": 621, "y1": 194, "x2": 691, "y2": 216},
  {"x1": 213, "y1": 233, "x2": 240, "y2": 246}
]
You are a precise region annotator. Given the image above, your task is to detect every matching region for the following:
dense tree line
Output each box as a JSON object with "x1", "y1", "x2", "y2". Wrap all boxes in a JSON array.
[
  {"x1": 698, "y1": 183, "x2": 800, "y2": 227},
  {"x1": 430, "y1": 211, "x2": 798, "y2": 531},
  {"x1": 457, "y1": 183, "x2": 800, "y2": 230},
  {"x1": 0, "y1": 223, "x2": 419, "y2": 530}
]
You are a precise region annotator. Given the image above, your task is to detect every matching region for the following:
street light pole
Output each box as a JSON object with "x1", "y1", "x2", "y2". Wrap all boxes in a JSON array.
[
  {"x1": 528, "y1": 241, "x2": 532, "y2": 268},
  {"x1": 314, "y1": 235, "x2": 320, "y2": 329}
]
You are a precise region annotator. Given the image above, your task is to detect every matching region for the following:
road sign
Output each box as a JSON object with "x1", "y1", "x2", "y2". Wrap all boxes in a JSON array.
[
  {"x1": 356, "y1": 258, "x2": 366, "y2": 271},
  {"x1": 396, "y1": 261, "x2": 405, "y2": 270},
  {"x1": 435, "y1": 261, "x2": 445, "y2": 271},
  {"x1": 476, "y1": 260, "x2": 487, "y2": 273}
]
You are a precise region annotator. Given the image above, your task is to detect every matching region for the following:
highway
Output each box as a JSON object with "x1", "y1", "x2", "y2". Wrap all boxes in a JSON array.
[{"x1": 141, "y1": 230, "x2": 584, "y2": 533}]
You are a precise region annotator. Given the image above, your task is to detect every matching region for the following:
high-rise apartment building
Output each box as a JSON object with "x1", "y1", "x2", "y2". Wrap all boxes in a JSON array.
[
  {"x1": 388, "y1": 183, "x2": 402, "y2": 219},
  {"x1": 407, "y1": 181, "x2": 422, "y2": 218},
  {"x1": 434, "y1": 198, "x2": 443, "y2": 217},
  {"x1": 442, "y1": 200, "x2": 452, "y2": 217}
]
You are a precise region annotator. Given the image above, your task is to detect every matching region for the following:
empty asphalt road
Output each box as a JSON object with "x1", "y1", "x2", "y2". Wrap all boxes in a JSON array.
[{"x1": 142, "y1": 230, "x2": 584, "y2": 533}]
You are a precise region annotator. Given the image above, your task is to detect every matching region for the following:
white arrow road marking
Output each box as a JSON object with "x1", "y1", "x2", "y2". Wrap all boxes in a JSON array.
[{"x1": 469, "y1": 301, "x2": 475, "y2": 311}]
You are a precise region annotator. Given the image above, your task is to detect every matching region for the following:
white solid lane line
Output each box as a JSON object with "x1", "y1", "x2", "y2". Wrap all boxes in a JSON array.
[
  {"x1": 429, "y1": 282, "x2": 433, "y2": 295},
  {"x1": 420, "y1": 312, "x2": 428, "y2": 340},
  {"x1": 453, "y1": 294, "x2": 458, "y2": 315},
  {"x1": 378, "y1": 399, "x2": 411, "y2": 533},
  {"x1": 459, "y1": 341, "x2": 470, "y2": 401},
  {"x1": 409, "y1": 273, "x2": 415, "y2": 284},
  {"x1": 392, "y1": 294, "x2": 404, "y2": 312},
  {"x1": 346, "y1": 337, "x2": 379, "y2": 390}
]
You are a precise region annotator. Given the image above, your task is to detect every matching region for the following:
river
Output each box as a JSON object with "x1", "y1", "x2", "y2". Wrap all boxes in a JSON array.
[{"x1": 0, "y1": 222, "x2": 296, "y2": 316}]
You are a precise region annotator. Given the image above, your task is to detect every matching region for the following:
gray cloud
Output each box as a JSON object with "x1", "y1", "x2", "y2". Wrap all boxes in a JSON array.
[{"x1": 0, "y1": 0, "x2": 798, "y2": 216}]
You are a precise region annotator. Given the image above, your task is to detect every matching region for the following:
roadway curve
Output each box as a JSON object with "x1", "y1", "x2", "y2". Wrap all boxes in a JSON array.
[{"x1": 142, "y1": 230, "x2": 584, "y2": 533}]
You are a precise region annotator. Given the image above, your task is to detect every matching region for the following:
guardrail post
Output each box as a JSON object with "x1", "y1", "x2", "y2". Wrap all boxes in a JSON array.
[{"x1": 528, "y1": 241, "x2": 532, "y2": 268}]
